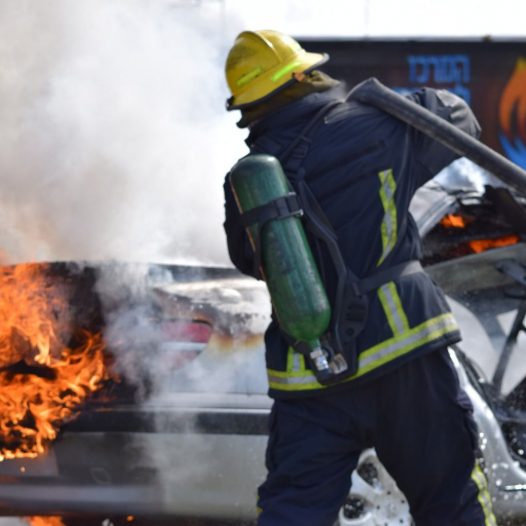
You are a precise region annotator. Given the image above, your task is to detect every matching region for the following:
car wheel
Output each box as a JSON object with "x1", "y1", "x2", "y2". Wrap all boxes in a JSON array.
[{"x1": 337, "y1": 449, "x2": 413, "y2": 526}]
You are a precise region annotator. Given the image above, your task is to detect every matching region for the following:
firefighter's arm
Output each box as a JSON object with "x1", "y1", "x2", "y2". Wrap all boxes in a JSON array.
[
  {"x1": 223, "y1": 176, "x2": 259, "y2": 279},
  {"x1": 407, "y1": 88, "x2": 482, "y2": 184}
]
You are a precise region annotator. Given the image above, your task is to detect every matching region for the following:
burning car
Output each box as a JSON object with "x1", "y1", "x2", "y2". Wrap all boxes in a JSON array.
[
  {"x1": 1, "y1": 161, "x2": 526, "y2": 525},
  {"x1": 0, "y1": 261, "x2": 271, "y2": 525}
]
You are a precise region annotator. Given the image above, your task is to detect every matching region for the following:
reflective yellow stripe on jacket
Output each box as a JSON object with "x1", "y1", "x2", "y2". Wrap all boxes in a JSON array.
[
  {"x1": 378, "y1": 282, "x2": 409, "y2": 334},
  {"x1": 377, "y1": 168, "x2": 397, "y2": 266},
  {"x1": 471, "y1": 461, "x2": 497, "y2": 526},
  {"x1": 268, "y1": 312, "x2": 459, "y2": 391}
]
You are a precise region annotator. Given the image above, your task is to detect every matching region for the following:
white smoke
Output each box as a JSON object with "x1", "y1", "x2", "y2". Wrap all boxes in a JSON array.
[
  {"x1": 93, "y1": 259, "x2": 269, "y2": 398},
  {"x1": 1, "y1": 0, "x2": 519, "y2": 267},
  {"x1": 0, "y1": 0, "x2": 247, "y2": 266},
  {"x1": 0, "y1": 0, "x2": 273, "y2": 407}
]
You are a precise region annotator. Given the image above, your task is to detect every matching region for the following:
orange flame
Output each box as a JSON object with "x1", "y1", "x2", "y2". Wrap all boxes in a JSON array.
[
  {"x1": 27, "y1": 517, "x2": 66, "y2": 526},
  {"x1": 0, "y1": 263, "x2": 112, "y2": 460},
  {"x1": 440, "y1": 214, "x2": 468, "y2": 228},
  {"x1": 468, "y1": 234, "x2": 520, "y2": 253},
  {"x1": 499, "y1": 58, "x2": 526, "y2": 141}
]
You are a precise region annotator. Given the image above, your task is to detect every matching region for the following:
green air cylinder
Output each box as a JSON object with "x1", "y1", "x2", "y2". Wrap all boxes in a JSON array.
[{"x1": 228, "y1": 154, "x2": 331, "y2": 348}]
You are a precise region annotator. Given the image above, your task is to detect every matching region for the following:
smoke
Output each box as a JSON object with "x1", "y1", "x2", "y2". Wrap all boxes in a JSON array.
[
  {"x1": 92, "y1": 259, "x2": 269, "y2": 514},
  {"x1": 0, "y1": 0, "x2": 247, "y2": 266},
  {"x1": 1, "y1": 0, "x2": 517, "y2": 267},
  {"x1": 93, "y1": 260, "x2": 269, "y2": 397}
]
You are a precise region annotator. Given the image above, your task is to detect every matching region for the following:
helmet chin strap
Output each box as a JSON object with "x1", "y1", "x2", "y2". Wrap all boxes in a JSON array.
[{"x1": 293, "y1": 71, "x2": 307, "y2": 82}]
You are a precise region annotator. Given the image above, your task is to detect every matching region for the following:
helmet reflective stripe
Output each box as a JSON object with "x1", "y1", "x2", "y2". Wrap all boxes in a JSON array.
[
  {"x1": 267, "y1": 313, "x2": 459, "y2": 391},
  {"x1": 377, "y1": 169, "x2": 398, "y2": 266},
  {"x1": 237, "y1": 67, "x2": 263, "y2": 87},
  {"x1": 271, "y1": 59, "x2": 303, "y2": 82},
  {"x1": 378, "y1": 282, "x2": 410, "y2": 335}
]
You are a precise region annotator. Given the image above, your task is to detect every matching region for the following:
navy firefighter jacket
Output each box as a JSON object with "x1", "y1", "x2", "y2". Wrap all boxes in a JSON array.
[{"x1": 223, "y1": 83, "x2": 481, "y2": 398}]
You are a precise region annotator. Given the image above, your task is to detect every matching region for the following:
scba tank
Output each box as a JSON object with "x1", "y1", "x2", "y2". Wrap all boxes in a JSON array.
[{"x1": 228, "y1": 154, "x2": 331, "y2": 350}]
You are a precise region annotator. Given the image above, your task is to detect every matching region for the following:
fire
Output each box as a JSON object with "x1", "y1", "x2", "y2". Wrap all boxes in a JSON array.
[
  {"x1": 0, "y1": 263, "x2": 112, "y2": 460},
  {"x1": 468, "y1": 234, "x2": 520, "y2": 253},
  {"x1": 440, "y1": 214, "x2": 468, "y2": 228},
  {"x1": 437, "y1": 214, "x2": 521, "y2": 258},
  {"x1": 27, "y1": 517, "x2": 66, "y2": 526}
]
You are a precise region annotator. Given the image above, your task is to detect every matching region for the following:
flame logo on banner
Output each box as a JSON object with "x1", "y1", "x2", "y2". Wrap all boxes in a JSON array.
[{"x1": 499, "y1": 58, "x2": 526, "y2": 168}]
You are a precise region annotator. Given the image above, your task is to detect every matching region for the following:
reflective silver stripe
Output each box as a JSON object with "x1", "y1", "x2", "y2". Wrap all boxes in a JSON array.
[
  {"x1": 471, "y1": 463, "x2": 497, "y2": 526},
  {"x1": 378, "y1": 282, "x2": 409, "y2": 335},
  {"x1": 267, "y1": 313, "x2": 458, "y2": 391},
  {"x1": 377, "y1": 169, "x2": 398, "y2": 266},
  {"x1": 268, "y1": 372, "x2": 322, "y2": 388},
  {"x1": 291, "y1": 351, "x2": 304, "y2": 372},
  {"x1": 358, "y1": 313, "x2": 456, "y2": 373}
]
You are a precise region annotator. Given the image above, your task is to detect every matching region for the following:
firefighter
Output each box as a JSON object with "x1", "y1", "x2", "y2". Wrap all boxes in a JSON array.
[{"x1": 222, "y1": 30, "x2": 496, "y2": 526}]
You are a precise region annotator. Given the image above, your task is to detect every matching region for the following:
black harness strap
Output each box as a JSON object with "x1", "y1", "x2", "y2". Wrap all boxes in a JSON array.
[
  {"x1": 241, "y1": 193, "x2": 303, "y2": 279},
  {"x1": 276, "y1": 98, "x2": 372, "y2": 374},
  {"x1": 251, "y1": 92, "x2": 424, "y2": 382},
  {"x1": 278, "y1": 100, "x2": 344, "y2": 172},
  {"x1": 240, "y1": 193, "x2": 302, "y2": 228},
  {"x1": 357, "y1": 260, "x2": 423, "y2": 294}
]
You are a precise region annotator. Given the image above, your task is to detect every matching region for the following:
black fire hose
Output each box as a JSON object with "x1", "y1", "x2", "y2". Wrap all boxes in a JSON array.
[{"x1": 349, "y1": 77, "x2": 526, "y2": 195}]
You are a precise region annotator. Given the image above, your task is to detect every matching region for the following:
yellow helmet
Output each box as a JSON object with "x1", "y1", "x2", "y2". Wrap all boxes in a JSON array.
[{"x1": 225, "y1": 30, "x2": 328, "y2": 111}]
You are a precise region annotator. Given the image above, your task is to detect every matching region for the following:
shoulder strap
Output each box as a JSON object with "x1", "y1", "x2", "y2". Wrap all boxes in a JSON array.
[
  {"x1": 276, "y1": 97, "x2": 352, "y2": 281},
  {"x1": 279, "y1": 100, "x2": 343, "y2": 173},
  {"x1": 251, "y1": 95, "x2": 423, "y2": 382},
  {"x1": 264, "y1": 98, "x2": 368, "y2": 375}
]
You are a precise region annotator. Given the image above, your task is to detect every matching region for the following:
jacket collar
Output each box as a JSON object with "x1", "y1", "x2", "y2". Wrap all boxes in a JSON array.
[{"x1": 245, "y1": 85, "x2": 347, "y2": 148}]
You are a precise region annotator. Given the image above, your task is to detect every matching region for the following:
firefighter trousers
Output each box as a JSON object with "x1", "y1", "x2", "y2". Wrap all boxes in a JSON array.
[{"x1": 257, "y1": 347, "x2": 496, "y2": 526}]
